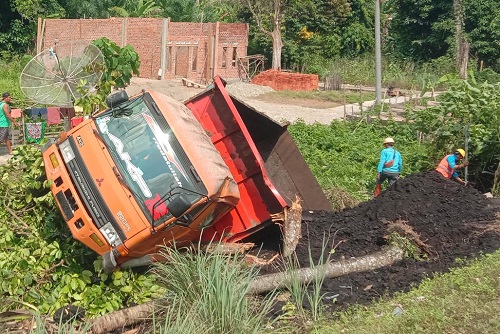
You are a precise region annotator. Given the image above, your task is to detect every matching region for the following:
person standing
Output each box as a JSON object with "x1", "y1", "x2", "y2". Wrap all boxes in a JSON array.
[
  {"x1": 374, "y1": 137, "x2": 403, "y2": 197},
  {"x1": 0, "y1": 92, "x2": 19, "y2": 155},
  {"x1": 435, "y1": 149, "x2": 469, "y2": 185}
]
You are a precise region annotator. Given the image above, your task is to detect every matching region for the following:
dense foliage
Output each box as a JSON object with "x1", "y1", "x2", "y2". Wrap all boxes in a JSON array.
[
  {"x1": 74, "y1": 37, "x2": 140, "y2": 115},
  {"x1": 409, "y1": 73, "x2": 500, "y2": 193},
  {"x1": 0, "y1": 145, "x2": 164, "y2": 316},
  {"x1": 288, "y1": 118, "x2": 432, "y2": 201},
  {"x1": 2, "y1": 0, "x2": 500, "y2": 76},
  {"x1": 386, "y1": 0, "x2": 500, "y2": 71}
]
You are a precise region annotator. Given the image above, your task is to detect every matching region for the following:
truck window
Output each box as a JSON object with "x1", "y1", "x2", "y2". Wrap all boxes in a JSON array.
[{"x1": 95, "y1": 96, "x2": 207, "y2": 226}]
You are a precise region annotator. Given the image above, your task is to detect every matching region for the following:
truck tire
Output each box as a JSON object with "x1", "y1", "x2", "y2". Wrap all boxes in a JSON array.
[{"x1": 102, "y1": 250, "x2": 117, "y2": 274}]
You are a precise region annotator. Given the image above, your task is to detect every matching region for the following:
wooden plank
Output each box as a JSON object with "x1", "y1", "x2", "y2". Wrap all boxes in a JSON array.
[{"x1": 181, "y1": 77, "x2": 206, "y2": 89}]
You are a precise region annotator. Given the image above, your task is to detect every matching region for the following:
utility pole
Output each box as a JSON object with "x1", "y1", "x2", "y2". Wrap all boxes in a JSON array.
[{"x1": 375, "y1": 0, "x2": 382, "y2": 104}]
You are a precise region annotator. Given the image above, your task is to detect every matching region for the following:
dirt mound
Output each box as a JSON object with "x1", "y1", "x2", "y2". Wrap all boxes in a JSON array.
[{"x1": 263, "y1": 171, "x2": 500, "y2": 312}]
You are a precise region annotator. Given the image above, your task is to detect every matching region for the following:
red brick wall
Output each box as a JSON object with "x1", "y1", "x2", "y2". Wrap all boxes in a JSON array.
[
  {"x1": 166, "y1": 22, "x2": 212, "y2": 81},
  {"x1": 216, "y1": 23, "x2": 248, "y2": 79},
  {"x1": 251, "y1": 70, "x2": 319, "y2": 91},
  {"x1": 43, "y1": 18, "x2": 123, "y2": 49},
  {"x1": 41, "y1": 19, "x2": 248, "y2": 81}
]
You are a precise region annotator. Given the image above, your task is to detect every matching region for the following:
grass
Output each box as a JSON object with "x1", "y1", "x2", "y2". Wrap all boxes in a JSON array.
[
  {"x1": 324, "y1": 55, "x2": 457, "y2": 91},
  {"x1": 287, "y1": 119, "x2": 433, "y2": 202},
  {"x1": 279, "y1": 231, "x2": 330, "y2": 325},
  {"x1": 312, "y1": 249, "x2": 500, "y2": 333},
  {"x1": 12, "y1": 249, "x2": 500, "y2": 334},
  {"x1": 0, "y1": 57, "x2": 27, "y2": 108},
  {"x1": 149, "y1": 243, "x2": 278, "y2": 334}
]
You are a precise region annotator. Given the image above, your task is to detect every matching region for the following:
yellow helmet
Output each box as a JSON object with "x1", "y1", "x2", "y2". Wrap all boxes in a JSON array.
[
  {"x1": 455, "y1": 148, "x2": 466, "y2": 158},
  {"x1": 383, "y1": 137, "x2": 395, "y2": 144}
]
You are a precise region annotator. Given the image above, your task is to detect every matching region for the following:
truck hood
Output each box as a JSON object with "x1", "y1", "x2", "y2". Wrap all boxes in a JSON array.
[{"x1": 66, "y1": 122, "x2": 148, "y2": 239}]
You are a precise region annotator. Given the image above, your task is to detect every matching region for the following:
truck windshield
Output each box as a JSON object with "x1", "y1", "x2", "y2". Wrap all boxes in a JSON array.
[{"x1": 94, "y1": 96, "x2": 206, "y2": 225}]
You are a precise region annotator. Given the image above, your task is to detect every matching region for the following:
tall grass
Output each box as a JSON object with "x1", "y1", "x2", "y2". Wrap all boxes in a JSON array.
[
  {"x1": 279, "y1": 230, "x2": 332, "y2": 328},
  {"x1": 0, "y1": 56, "x2": 26, "y2": 106},
  {"x1": 150, "y1": 243, "x2": 278, "y2": 334},
  {"x1": 325, "y1": 55, "x2": 456, "y2": 90}
]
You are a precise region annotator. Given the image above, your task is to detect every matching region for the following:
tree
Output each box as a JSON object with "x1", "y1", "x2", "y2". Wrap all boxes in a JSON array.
[
  {"x1": 241, "y1": 0, "x2": 371, "y2": 72},
  {"x1": 0, "y1": 6, "x2": 32, "y2": 55},
  {"x1": 0, "y1": 0, "x2": 65, "y2": 55},
  {"x1": 109, "y1": 0, "x2": 161, "y2": 17},
  {"x1": 13, "y1": 0, "x2": 65, "y2": 21},
  {"x1": 75, "y1": 37, "x2": 140, "y2": 114},
  {"x1": 281, "y1": 0, "x2": 352, "y2": 71},
  {"x1": 242, "y1": 0, "x2": 285, "y2": 70},
  {"x1": 386, "y1": 0, "x2": 500, "y2": 72},
  {"x1": 410, "y1": 73, "x2": 500, "y2": 192},
  {"x1": 156, "y1": 0, "x2": 198, "y2": 21},
  {"x1": 385, "y1": 0, "x2": 454, "y2": 62},
  {"x1": 453, "y1": 0, "x2": 468, "y2": 79},
  {"x1": 58, "y1": 0, "x2": 118, "y2": 18},
  {"x1": 464, "y1": 0, "x2": 500, "y2": 71}
]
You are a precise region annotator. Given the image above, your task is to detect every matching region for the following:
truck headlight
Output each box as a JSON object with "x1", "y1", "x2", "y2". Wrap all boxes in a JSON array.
[
  {"x1": 59, "y1": 140, "x2": 75, "y2": 163},
  {"x1": 100, "y1": 222, "x2": 122, "y2": 247}
]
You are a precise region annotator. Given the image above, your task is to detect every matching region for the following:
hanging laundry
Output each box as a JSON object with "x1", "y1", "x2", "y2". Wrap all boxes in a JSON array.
[
  {"x1": 60, "y1": 107, "x2": 76, "y2": 120},
  {"x1": 47, "y1": 107, "x2": 62, "y2": 125},
  {"x1": 71, "y1": 116, "x2": 84, "y2": 128},
  {"x1": 10, "y1": 109, "x2": 22, "y2": 118},
  {"x1": 23, "y1": 109, "x2": 32, "y2": 118},
  {"x1": 32, "y1": 107, "x2": 48, "y2": 121},
  {"x1": 25, "y1": 122, "x2": 46, "y2": 143}
]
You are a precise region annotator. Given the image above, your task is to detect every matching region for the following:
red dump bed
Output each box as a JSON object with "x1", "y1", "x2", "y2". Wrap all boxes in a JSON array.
[{"x1": 185, "y1": 76, "x2": 331, "y2": 242}]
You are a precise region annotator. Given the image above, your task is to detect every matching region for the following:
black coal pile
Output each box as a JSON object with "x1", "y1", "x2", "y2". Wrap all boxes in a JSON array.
[{"x1": 264, "y1": 171, "x2": 500, "y2": 311}]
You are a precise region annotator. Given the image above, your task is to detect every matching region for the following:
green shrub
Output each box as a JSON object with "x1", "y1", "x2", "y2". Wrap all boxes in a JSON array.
[
  {"x1": 151, "y1": 243, "x2": 277, "y2": 334},
  {"x1": 288, "y1": 119, "x2": 432, "y2": 201},
  {"x1": 0, "y1": 145, "x2": 164, "y2": 317}
]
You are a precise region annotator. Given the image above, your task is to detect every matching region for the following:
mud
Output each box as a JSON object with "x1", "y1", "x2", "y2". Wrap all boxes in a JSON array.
[{"x1": 261, "y1": 171, "x2": 500, "y2": 313}]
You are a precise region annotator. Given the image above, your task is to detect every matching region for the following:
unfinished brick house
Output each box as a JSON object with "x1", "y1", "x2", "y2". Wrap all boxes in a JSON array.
[{"x1": 37, "y1": 18, "x2": 249, "y2": 82}]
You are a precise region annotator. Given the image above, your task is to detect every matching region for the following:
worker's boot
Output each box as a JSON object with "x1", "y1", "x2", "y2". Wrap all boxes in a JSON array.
[{"x1": 374, "y1": 184, "x2": 381, "y2": 197}]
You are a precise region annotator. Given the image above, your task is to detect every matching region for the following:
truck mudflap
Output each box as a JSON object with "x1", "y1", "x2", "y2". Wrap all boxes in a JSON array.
[{"x1": 185, "y1": 76, "x2": 332, "y2": 244}]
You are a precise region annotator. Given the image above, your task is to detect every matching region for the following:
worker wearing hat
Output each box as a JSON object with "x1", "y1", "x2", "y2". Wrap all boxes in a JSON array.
[
  {"x1": 374, "y1": 137, "x2": 403, "y2": 197},
  {"x1": 435, "y1": 149, "x2": 469, "y2": 185}
]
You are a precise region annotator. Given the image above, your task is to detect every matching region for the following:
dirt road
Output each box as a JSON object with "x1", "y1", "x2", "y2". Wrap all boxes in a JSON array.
[{"x1": 126, "y1": 77, "x2": 409, "y2": 125}]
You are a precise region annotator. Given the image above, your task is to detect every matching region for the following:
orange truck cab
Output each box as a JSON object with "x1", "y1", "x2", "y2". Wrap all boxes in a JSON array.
[{"x1": 42, "y1": 76, "x2": 331, "y2": 272}]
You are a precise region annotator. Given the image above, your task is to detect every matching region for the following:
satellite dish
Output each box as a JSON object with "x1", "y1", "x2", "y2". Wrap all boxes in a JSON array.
[{"x1": 20, "y1": 40, "x2": 105, "y2": 107}]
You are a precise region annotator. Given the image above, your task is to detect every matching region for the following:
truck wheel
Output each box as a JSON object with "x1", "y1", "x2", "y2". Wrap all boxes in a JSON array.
[{"x1": 102, "y1": 251, "x2": 117, "y2": 274}]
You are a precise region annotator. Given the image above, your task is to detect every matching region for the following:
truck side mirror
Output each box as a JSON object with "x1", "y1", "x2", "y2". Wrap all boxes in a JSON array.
[
  {"x1": 167, "y1": 194, "x2": 191, "y2": 218},
  {"x1": 106, "y1": 90, "x2": 129, "y2": 108}
]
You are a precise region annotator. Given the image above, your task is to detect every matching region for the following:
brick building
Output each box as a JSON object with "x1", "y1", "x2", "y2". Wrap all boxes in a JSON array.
[{"x1": 37, "y1": 18, "x2": 249, "y2": 82}]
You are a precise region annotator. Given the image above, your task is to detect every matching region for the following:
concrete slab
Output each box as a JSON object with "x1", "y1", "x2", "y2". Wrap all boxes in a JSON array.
[{"x1": 0, "y1": 146, "x2": 14, "y2": 165}]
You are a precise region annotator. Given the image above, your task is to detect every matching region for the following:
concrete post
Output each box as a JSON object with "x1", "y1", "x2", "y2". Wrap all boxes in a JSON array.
[{"x1": 375, "y1": 0, "x2": 382, "y2": 104}]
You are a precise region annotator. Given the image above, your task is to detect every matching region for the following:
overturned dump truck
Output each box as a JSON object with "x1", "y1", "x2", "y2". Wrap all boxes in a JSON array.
[{"x1": 42, "y1": 76, "x2": 331, "y2": 272}]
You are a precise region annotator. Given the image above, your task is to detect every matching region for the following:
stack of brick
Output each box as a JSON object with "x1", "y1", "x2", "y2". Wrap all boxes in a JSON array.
[{"x1": 251, "y1": 70, "x2": 318, "y2": 91}]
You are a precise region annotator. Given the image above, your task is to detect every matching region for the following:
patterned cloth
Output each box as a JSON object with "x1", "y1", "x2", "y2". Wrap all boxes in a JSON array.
[
  {"x1": 0, "y1": 127, "x2": 10, "y2": 142},
  {"x1": 25, "y1": 122, "x2": 46, "y2": 143}
]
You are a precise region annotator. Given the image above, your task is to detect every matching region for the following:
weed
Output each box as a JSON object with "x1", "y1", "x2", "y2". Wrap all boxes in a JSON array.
[{"x1": 151, "y1": 242, "x2": 277, "y2": 334}]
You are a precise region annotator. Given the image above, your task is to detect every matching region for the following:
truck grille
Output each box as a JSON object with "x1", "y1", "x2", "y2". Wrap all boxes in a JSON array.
[
  {"x1": 55, "y1": 190, "x2": 74, "y2": 221},
  {"x1": 64, "y1": 137, "x2": 126, "y2": 241}
]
